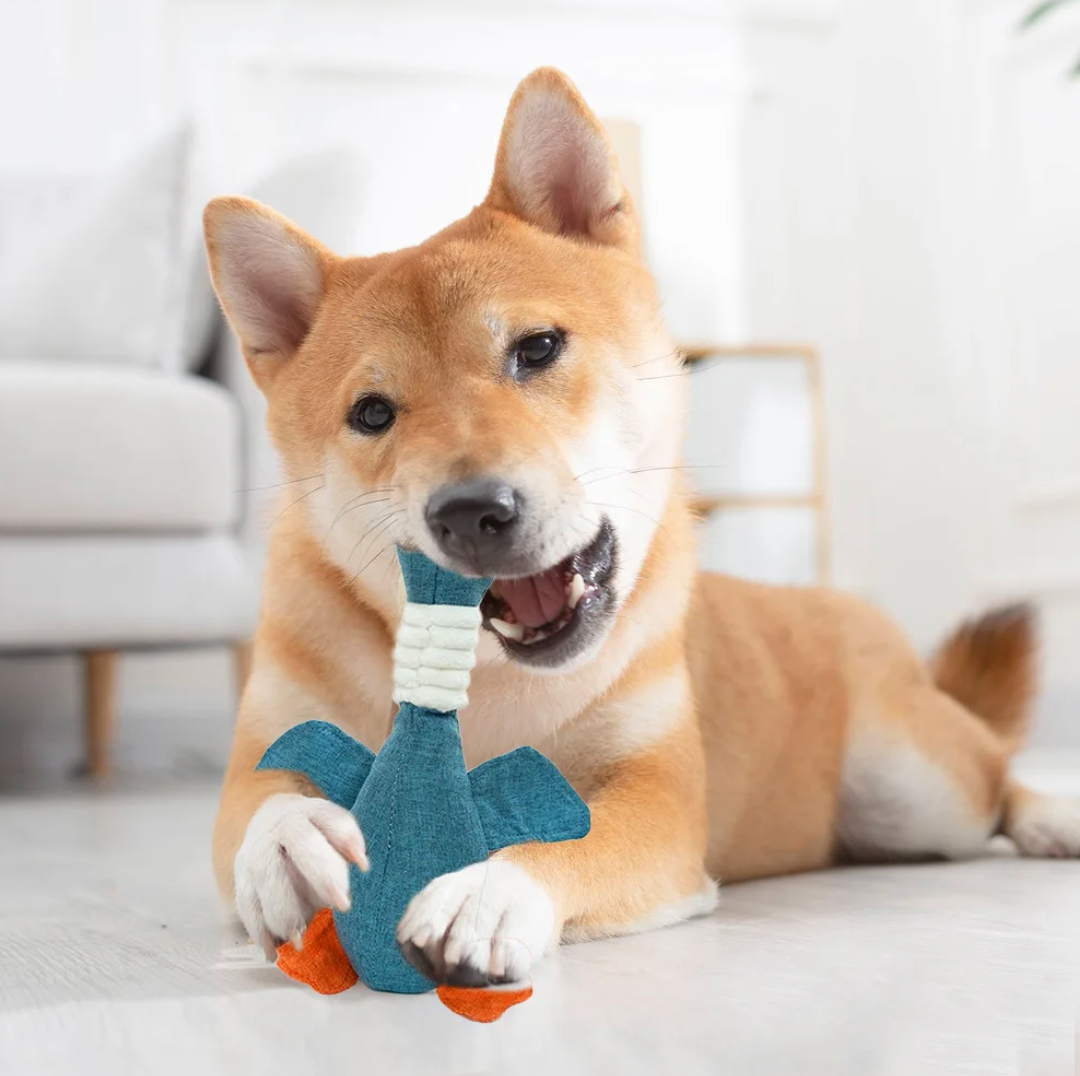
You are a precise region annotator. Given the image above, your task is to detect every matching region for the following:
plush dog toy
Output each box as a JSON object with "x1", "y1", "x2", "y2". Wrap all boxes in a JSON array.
[{"x1": 258, "y1": 546, "x2": 590, "y2": 1020}]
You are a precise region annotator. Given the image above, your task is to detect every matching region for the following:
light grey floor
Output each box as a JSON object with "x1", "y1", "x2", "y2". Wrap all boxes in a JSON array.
[{"x1": 1, "y1": 757, "x2": 1078, "y2": 1076}]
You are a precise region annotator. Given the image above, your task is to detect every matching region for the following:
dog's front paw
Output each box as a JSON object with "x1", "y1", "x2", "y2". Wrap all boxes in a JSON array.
[
  {"x1": 396, "y1": 861, "x2": 555, "y2": 986},
  {"x1": 234, "y1": 793, "x2": 368, "y2": 959}
]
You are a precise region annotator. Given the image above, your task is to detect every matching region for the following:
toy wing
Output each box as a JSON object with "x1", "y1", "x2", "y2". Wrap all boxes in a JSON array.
[
  {"x1": 257, "y1": 720, "x2": 376, "y2": 809},
  {"x1": 468, "y1": 746, "x2": 591, "y2": 853}
]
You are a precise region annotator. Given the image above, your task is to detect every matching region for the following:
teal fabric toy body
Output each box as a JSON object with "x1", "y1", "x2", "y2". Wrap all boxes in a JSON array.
[{"x1": 257, "y1": 547, "x2": 591, "y2": 994}]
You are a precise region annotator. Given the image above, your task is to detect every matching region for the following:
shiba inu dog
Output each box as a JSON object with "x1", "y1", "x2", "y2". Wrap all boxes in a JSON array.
[{"x1": 204, "y1": 67, "x2": 1080, "y2": 987}]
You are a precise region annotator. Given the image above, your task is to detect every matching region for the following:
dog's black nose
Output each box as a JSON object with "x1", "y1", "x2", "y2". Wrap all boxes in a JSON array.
[{"x1": 426, "y1": 479, "x2": 520, "y2": 560}]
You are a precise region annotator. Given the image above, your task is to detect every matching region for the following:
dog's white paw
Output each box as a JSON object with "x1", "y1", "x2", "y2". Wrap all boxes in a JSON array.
[
  {"x1": 396, "y1": 861, "x2": 555, "y2": 986},
  {"x1": 1008, "y1": 795, "x2": 1080, "y2": 858},
  {"x1": 234, "y1": 793, "x2": 368, "y2": 958}
]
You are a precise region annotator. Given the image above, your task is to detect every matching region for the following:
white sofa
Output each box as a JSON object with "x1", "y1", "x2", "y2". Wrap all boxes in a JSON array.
[{"x1": 0, "y1": 141, "x2": 362, "y2": 778}]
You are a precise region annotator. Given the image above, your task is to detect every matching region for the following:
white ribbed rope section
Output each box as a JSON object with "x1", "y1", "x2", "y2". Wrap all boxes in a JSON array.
[{"x1": 392, "y1": 603, "x2": 482, "y2": 712}]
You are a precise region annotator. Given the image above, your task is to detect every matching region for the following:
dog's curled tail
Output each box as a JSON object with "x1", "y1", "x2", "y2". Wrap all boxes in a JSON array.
[{"x1": 930, "y1": 603, "x2": 1039, "y2": 753}]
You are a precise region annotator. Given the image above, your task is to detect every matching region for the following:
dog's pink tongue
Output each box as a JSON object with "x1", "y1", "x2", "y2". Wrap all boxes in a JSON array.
[{"x1": 497, "y1": 567, "x2": 566, "y2": 628}]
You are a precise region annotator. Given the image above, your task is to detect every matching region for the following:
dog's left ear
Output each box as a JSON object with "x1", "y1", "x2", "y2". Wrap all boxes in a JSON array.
[{"x1": 485, "y1": 68, "x2": 639, "y2": 253}]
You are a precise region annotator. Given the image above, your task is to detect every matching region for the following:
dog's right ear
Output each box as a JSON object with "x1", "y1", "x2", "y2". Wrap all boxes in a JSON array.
[{"x1": 203, "y1": 197, "x2": 336, "y2": 392}]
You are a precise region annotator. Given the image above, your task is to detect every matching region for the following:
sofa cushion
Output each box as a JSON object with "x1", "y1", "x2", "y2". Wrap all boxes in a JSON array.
[
  {"x1": 0, "y1": 363, "x2": 241, "y2": 531},
  {"x1": 0, "y1": 533, "x2": 257, "y2": 648},
  {"x1": 0, "y1": 128, "x2": 203, "y2": 372}
]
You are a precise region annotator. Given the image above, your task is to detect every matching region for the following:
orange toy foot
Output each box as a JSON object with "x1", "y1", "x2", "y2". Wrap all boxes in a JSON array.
[
  {"x1": 276, "y1": 908, "x2": 358, "y2": 995},
  {"x1": 436, "y1": 984, "x2": 533, "y2": 1023}
]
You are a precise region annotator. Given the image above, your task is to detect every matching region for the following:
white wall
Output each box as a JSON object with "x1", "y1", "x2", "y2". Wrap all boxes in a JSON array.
[
  {"x1": 737, "y1": 0, "x2": 1080, "y2": 744},
  {"x1": 0, "y1": 0, "x2": 751, "y2": 335},
  {"x1": 1, "y1": 0, "x2": 1079, "y2": 778}
]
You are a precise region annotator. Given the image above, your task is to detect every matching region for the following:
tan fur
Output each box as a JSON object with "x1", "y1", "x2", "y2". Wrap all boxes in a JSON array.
[
  {"x1": 206, "y1": 68, "x2": 1061, "y2": 957},
  {"x1": 929, "y1": 603, "x2": 1038, "y2": 751}
]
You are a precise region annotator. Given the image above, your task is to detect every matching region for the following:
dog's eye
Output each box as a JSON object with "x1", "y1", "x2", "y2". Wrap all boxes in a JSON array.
[
  {"x1": 348, "y1": 395, "x2": 396, "y2": 435},
  {"x1": 514, "y1": 331, "x2": 561, "y2": 372}
]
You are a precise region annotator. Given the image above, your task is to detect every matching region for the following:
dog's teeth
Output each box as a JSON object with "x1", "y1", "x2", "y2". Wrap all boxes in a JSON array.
[
  {"x1": 490, "y1": 618, "x2": 525, "y2": 642},
  {"x1": 567, "y1": 573, "x2": 586, "y2": 609}
]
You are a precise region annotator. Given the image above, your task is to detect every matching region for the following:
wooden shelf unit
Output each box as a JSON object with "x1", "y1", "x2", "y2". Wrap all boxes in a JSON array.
[{"x1": 679, "y1": 342, "x2": 830, "y2": 584}]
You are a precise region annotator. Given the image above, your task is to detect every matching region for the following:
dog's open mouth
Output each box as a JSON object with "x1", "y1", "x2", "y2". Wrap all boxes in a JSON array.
[{"x1": 480, "y1": 519, "x2": 617, "y2": 666}]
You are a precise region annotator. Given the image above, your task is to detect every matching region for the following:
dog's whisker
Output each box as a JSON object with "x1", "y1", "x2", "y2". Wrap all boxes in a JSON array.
[
  {"x1": 627, "y1": 464, "x2": 717, "y2": 475},
  {"x1": 583, "y1": 500, "x2": 669, "y2": 535},
  {"x1": 379, "y1": 549, "x2": 401, "y2": 590},
  {"x1": 241, "y1": 472, "x2": 325, "y2": 493},
  {"x1": 634, "y1": 371, "x2": 692, "y2": 382},
  {"x1": 577, "y1": 463, "x2": 719, "y2": 489},
  {"x1": 343, "y1": 508, "x2": 403, "y2": 576},
  {"x1": 349, "y1": 508, "x2": 405, "y2": 569},
  {"x1": 628, "y1": 349, "x2": 681, "y2": 371},
  {"x1": 323, "y1": 490, "x2": 397, "y2": 544},
  {"x1": 352, "y1": 533, "x2": 399, "y2": 584},
  {"x1": 580, "y1": 471, "x2": 669, "y2": 508},
  {"x1": 577, "y1": 467, "x2": 630, "y2": 486},
  {"x1": 571, "y1": 465, "x2": 628, "y2": 486},
  {"x1": 324, "y1": 499, "x2": 392, "y2": 546},
  {"x1": 634, "y1": 354, "x2": 735, "y2": 383},
  {"x1": 266, "y1": 483, "x2": 326, "y2": 530}
]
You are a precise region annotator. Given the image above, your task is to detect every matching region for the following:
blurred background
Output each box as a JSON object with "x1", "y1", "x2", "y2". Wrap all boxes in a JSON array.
[{"x1": 0, "y1": 0, "x2": 1078, "y2": 787}]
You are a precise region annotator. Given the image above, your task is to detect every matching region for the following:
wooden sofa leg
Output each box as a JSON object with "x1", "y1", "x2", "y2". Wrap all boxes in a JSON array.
[
  {"x1": 233, "y1": 640, "x2": 253, "y2": 700},
  {"x1": 84, "y1": 650, "x2": 119, "y2": 780}
]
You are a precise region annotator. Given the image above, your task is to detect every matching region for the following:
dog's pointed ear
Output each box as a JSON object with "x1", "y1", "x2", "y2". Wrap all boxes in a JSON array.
[
  {"x1": 203, "y1": 197, "x2": 336, "y2": 391},
  {"x1": 485, "y1": 68, "x2": 638, "y2": 252}
]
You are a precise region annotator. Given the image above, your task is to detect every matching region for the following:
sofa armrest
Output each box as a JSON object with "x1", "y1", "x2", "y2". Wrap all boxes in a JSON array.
[{"x1": 210, "y1": 331, "x2": 277, "y2": 553}]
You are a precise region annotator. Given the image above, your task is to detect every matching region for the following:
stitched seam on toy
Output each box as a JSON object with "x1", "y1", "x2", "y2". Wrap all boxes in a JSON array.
[
  {"x1": 392, "y1": 602, "x2": 481, "y2": 712},
  {"x1": 384, "y1": 769, "x2": 396, "y2": 900},
  {"x1": 356, "y1": 769, "x2": 394, "y2": 984}
]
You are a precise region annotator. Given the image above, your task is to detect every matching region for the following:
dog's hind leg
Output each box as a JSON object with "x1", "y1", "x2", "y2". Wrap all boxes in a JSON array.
[
  {"x1": 839, "y1": 687, "x2": 1080, "y2": 861},
  {"x1": 837, "y1": 685, "x2": 1008, "y2": 863},
  {"x1": 839, "y1": 603, "x2": 1080, "y2": 862}
]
